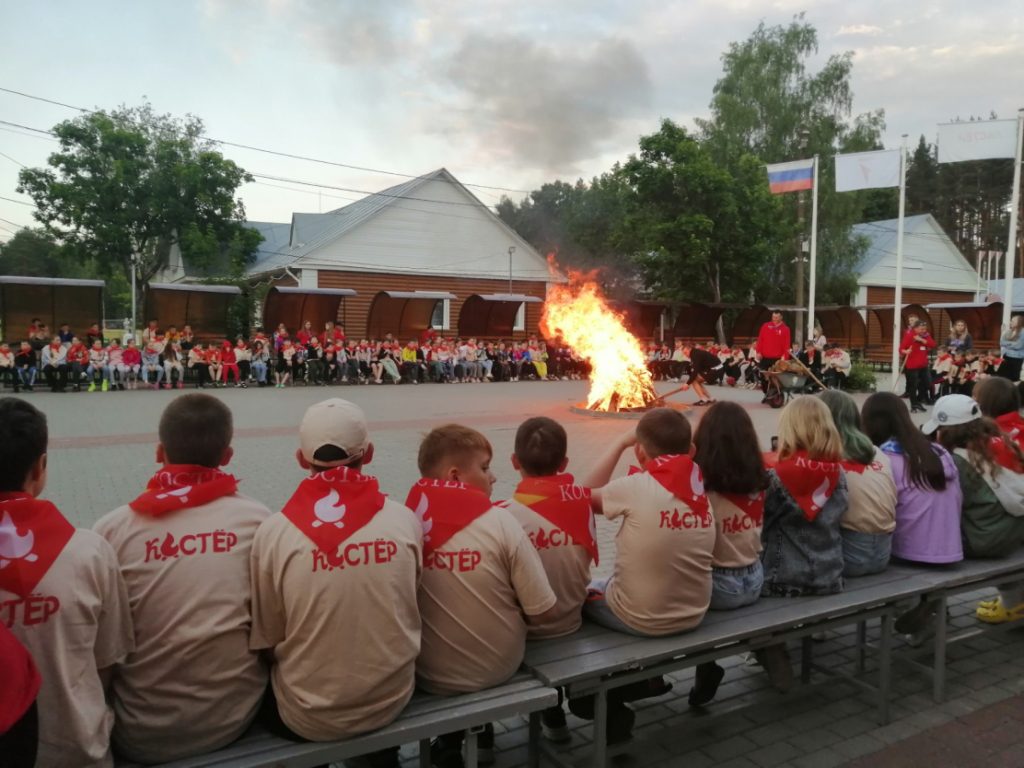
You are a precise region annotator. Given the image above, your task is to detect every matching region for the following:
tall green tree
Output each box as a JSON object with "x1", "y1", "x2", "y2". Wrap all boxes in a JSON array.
[
  {"x1": 616, "y1": 120, "x2": 788, "y2": 338},
  {"x1": 697, "y1": 16, "x2": 888, "y2": 309},
  {"x1": 17, "y1": 103, "x2": 262, "y2": 321}
]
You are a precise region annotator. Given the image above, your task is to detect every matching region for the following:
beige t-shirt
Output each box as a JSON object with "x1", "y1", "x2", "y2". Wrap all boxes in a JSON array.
[
  {"x1": 417, "y1": 506, "x2": 556, "y2": 695},
  {"x1": 502, "y1": 497, "x2": 592, "y2": 638},
  {"x1": 249, "y1": 499, "x2": 423, "y2": 741},
  {"x1": 841, "y1": 448, "x2": 898, "y2": 534},
  {"x1": 706, "y1": 491, "x2": 763, "y2": 569},
  {"x1": 601, "y1": 472, "x2": 716, "y2": 635},
  {"x1": 1, "y1": 529, "x2": 133, "y2": 768},
  {"x1": 93, "y1": 493, "x2": 270, "y2": 763}
]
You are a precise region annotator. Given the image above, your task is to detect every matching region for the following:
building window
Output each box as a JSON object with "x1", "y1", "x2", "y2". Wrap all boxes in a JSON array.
[
  {"x1": 513, "y1": 302, "x2": 525, "y2": 332},
  {"x1": 430, "y1": 299, "x2": 451, "y2": 331}
]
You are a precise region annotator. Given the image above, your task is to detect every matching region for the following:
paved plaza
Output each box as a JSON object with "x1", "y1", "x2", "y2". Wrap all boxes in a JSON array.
[{"x1": 16, "y1": 377, "x2": 1024, "y2": 767}]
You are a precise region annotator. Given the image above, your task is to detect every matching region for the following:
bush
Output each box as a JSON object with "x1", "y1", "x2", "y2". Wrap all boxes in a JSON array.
[{"x1": 845, "y1": 361, "x2": 877, "y2": 392}]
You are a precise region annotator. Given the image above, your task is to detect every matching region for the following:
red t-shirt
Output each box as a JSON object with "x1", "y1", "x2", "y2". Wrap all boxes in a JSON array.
[
  {"x1": 899, "y1": 329, "x2": 935, "y2": 370},
  {"x1": 756, "y1": 321, "x2": 791, "y2": 359}
]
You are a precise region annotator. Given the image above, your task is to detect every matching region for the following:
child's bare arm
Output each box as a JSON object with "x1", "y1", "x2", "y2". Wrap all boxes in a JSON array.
[{"x1": 585, "y1": 430, "x2": 637, "y2": 513}]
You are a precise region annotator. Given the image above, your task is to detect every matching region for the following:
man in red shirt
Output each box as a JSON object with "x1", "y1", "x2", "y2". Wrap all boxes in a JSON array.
[
  {"x1": 900, "y1": 319, "x2": 936, "y2": 413},
  {"x1": 756, "y1": 311, "x2": 791, "y2": 395}
]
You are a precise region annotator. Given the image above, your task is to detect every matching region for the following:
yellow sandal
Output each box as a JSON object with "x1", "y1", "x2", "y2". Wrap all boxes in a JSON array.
[{"x1": 976, "y1": 599, "x2": 1024, "y2": 624}]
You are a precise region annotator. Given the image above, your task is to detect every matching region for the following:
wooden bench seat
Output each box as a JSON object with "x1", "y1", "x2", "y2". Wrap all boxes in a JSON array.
[
  {"x1": 118, "y1": 675, "x2": 556, "y2": 768},
  {"x1": 524, "y1": 553, "x2": 1024, "y2": 767}
]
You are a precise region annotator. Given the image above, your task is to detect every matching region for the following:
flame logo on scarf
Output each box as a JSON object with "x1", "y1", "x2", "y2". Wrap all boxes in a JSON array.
[
  {"x1": 0, "y1": 511, "x2": 37, "y2": 569},
  {"x1": 414, "y1": 494, "x2": 433, "y2": 541},
  {"x1": 312, "y1": 489, "x2": 347, "y2": 529}
]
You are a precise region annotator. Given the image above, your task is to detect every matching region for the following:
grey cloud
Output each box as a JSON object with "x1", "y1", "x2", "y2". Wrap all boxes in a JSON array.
[
  {"x1": 439, "y1": 34, "x2": 652, "y2": 172},
  {"x1": 299, "y1": 0, "x2": 411, "y2": 66}
]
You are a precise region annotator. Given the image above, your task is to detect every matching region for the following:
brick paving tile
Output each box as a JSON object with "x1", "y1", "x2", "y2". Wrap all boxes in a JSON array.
[
  {"x1": 747, "y1": 739, "x2": 803, "y2": 767},
  {"x1": 791, "y1": 747, "x2": 849, "y2": 768},
  {"x1": 845, "y1": 694, "x2": 1024, "y2": 768}
]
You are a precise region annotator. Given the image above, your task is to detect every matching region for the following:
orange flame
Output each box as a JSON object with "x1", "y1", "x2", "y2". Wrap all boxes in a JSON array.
[{"x1": 542, "y1": 265, "x2": 656, "y2": 411}]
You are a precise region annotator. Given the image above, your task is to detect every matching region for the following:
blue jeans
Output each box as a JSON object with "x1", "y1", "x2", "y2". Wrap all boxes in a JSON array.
[
  {"x1": 582, "y1": 577, "x2": 653, "y2": 637},
  {"x1": 18, "y1": 367, "x2": 36, "y2": 386},
  {"x1": 710, "y1": 562, "x2": 763, "y2": 610},
  {"x1": 842, "y1": 529, "x2": 892, "y2": 577}
]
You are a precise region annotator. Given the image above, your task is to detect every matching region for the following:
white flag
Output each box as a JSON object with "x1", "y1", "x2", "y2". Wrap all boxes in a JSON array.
[
  {"x1": 835, "y1": 149, "x2": 901, "y2": 192},
  {"x1": 937, "y1": 119, "x2": 1018, "y2": 163}
]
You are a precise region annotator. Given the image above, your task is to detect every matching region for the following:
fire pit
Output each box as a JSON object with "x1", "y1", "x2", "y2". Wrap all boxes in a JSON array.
[
  {"x1": 569, "y1": 399, "x2": 691, "y2": 420},
  {"x1": 542, "y1": 263, "x2": 692, "y2": 418}
]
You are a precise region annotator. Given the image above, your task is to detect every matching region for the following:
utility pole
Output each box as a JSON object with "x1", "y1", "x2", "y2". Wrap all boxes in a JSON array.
[
  {"x1": 794, "y1": 129, "x2": 810, "y2": 345},
  {"x1": 508, "y1": 246, "x2": 516, "y2": 295}
]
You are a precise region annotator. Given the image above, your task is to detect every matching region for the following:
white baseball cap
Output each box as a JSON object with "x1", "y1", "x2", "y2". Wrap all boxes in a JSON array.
[
  {"x1": 299, "y1": 398, "x2": 369, "y2": 466},
  {"x1": 921, "y1": 394, "x2": 981, "y2": 435}
]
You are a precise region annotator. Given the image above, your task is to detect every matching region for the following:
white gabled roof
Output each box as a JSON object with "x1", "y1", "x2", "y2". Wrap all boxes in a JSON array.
[
  {"x1": 852, "y1": 213, "x2": 978, "y2": 293},
  {"x1": 246, "y1": 169, "x2": 556, "y2": 283}
]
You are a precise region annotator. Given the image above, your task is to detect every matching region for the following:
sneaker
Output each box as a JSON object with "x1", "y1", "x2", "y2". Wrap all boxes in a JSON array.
[
  {"x1": 101, "y1": 380, "x2": 109, "y2": 391},
  {"x1": 755, "y1": 644, "x2": 793, "y2": 692},
  {"x1": 177, "y1": 381, "x2": 184, "y2": 389},
  {"x1": 976, "y1": 598, "x2": 1024, "y2": 624},
  {"x1": 87, "y1": 382, "x2": 96, "y2": 392},
  {"x1": 688, "y1": 661, "x2": 725, "y2": 707},
  {"x1": 541, "y1": 705, "x2": 572, "y2": 743}
]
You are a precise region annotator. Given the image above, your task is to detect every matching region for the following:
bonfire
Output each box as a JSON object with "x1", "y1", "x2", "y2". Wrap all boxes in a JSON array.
[{"x1": 541, "y1": 268, "x2": 660, "y2": 412}]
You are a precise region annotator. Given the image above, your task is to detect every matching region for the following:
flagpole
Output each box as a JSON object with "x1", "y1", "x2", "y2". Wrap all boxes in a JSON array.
[
  {"x1": 890, "y1": 136, "x2": 908, "y2": 389},
  {"x1": 1001, "y1": 109, "x2": 1024, "y2": 330},
  {"x1": 807, "y1": 155, "x2": 819, "y2": 342}
]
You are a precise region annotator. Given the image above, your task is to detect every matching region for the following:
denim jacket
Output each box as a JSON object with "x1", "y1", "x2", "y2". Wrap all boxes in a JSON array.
[{"x1": 760, "y1": 468, "x2": 848, "y2": 596}]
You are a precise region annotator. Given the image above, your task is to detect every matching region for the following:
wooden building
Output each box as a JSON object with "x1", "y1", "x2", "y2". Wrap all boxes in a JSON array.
[
  {"x1": 850, "y1": 214, "x2": 979, "y2": 355},
  {"x1": 244, "y1": 169, "x2": 555, "y2": 341}
]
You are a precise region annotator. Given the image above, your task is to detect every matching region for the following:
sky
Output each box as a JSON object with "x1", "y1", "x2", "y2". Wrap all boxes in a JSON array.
[{"x1": 0, "y1": 0, "x2": 1022, "y2": 243}]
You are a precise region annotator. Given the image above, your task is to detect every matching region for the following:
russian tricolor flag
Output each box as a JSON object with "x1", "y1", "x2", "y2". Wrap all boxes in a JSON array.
[{"x1": 766, "y1": 158, "x2": 815, "y2": 194}]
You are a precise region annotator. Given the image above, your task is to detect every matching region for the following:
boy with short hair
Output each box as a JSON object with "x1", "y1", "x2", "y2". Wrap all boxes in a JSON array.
[
  {"x1": 0, "y1": 398, "x2": 133, "y2": 767},
  {"x1": 249, "y1": 399, "x2": 422, "y2": 767},
  {"x1": 14, "y1": 341, "x2": 36, "y2": 391},
  {"x1": 408, "y1": 424, "x2": 556, "y2": 766},
  {"x1": 586, "y1": 408, "x2": 716, "y2": 635},
  {"x1": 501, "y1": 416, "x2": 597, "y2": 741},
  {"x1": 93, "y1": 394, "x2": 270, "y2": 763}
]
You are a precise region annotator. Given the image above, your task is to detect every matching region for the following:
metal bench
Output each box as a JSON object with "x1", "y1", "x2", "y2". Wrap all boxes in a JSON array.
[
  {"x1": 524, "y1": 556, "x2": 1024, "y2": 768},
  {"x1": 118, "y1": 675, "x2": 556, "y2": 768}
]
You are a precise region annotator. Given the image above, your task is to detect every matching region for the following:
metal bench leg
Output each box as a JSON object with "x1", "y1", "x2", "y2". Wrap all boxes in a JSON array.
[
  {"x1": 465, "y1": 727, "x2": 479, "y2": 768},
  {"x1": 856, "y1": 620, "x2": 867, "y2": 674},
  {"x1": 933, "y1": 594, "x2": 949, "y2": 702},
  {"x1": 801, "y1": 636, "x2": 813, "y2": 684},
  {"x1": 593, "y1": 689, "x2": 608, "y2": 768},
  {"x1": 878, "y1": 612, "x2": 892, "y2": 725},
  {"x1": 528, "y1": 711, "x2": 541, "y2": 768},
  {"x1": 419, "y1": 738, "x2": 431, "y2": 768}
]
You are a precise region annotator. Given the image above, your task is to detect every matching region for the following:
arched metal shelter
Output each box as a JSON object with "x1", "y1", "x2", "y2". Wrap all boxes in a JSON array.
[
  {"x1": 0, "y1": 276, "x2": 105, "y2": 342},
  {"x1": 457, "y1": 293, "x2": 542, "y2": 338},
  {"x1": 145, "y1": 283, "x2": 242, "y2": 340},
  {"x1": 262, "y1": 286, "x2": 356, "y2": 336},
  {"x1": 366, "y1": 290, "x2": 457, "y2": 340}
]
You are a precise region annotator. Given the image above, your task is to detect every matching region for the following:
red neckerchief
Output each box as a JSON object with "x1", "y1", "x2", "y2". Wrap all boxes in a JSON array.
[
  {"x1": 282, "y1": 467, "x2": 386, "y2": 563},
  {"x1": 719, "y1": 491, "x2": 766, "y2": 526},
  {"x1": 510, "y1": 473, "x2": 598, "y2": 564},
  {"x1": 404, "y1": 479, "x2": 492, "y2": 556},
  {"x1": 774, "y1": 451, "x2": 841, "y2": 521},
  {"x1": 0, "y1": 493, "x2": 75, "y2": 598},
  {"x1": 130, "y1": 464, "x2": 239, "y2": 517},
  {"x1": 643, "y1": 454, "x2": 710, "y2": 518},
  {"x1": 992, "y1": 413, "x2": 1024, "y2": 472}
]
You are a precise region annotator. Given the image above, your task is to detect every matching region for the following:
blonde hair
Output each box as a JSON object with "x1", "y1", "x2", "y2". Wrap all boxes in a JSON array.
[{"x1": 776, "y1": 397, "x2": 843, "y2": 462}]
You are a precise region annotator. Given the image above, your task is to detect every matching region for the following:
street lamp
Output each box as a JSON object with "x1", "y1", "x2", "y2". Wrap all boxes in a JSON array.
[{"x1": 508, "y1": 246, "x2": 516, "y2": 295}]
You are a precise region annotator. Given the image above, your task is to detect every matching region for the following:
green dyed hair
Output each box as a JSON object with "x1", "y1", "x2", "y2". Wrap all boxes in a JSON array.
[{"x1": 818, "y1": 390, "x2": 875, "y2": 465}]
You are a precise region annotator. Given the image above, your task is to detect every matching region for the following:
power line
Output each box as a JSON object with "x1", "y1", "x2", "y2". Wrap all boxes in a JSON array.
[
  {"x1": 0, "y1": 150, "x2": 26, "y2": 168},
  {"x1": 0, "y1": 118, "x2": 504, "y2": 211},
  {"x1": 0, "y1": 84, "x2": 531, "y2": 194},
  {"x1": 0, "y1": 195, "x2": 34, "y2": 207}
]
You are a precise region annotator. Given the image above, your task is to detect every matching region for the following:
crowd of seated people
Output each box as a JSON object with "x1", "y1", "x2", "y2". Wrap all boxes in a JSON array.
[
  {"x1": 0, "y1": 319, "x2": 596, "y2": 393},
  {"x1": 7, "y1": 370, "x2": 1024, "y2": 767}
]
